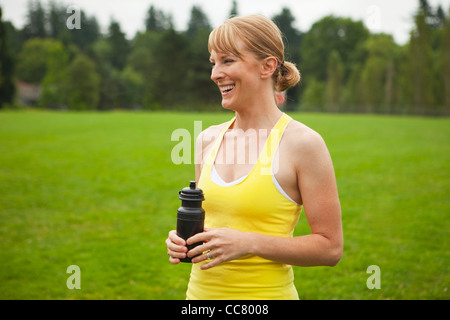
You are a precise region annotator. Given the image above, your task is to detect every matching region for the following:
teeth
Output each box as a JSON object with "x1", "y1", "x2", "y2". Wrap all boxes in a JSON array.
[{"x1": 221, "y1": 85, "x2": 235, "y2": 92}]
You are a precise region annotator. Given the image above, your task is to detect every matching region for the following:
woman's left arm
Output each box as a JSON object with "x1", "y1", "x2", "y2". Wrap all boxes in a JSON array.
[
  {"x1": 252, "y1": 128, "x2": 343, "y2": 267},
  {"x1": 187, "y1": 129, "x2": 343, "y2": 270}
]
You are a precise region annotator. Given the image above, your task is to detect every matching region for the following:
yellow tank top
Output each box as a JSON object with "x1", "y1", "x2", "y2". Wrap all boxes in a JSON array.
[{"x1": 186, "y1": 113, "x2": 302, "y2": 300}]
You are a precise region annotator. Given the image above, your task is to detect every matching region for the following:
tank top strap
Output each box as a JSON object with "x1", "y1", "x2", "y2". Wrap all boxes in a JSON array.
[
  {"x1": 203, "y1": 113, "x2": 292, "y2": 171},
  {"x1": 256, "y1": 113, "x2": 292, "y2": 170},
  {"x1": 204, "y1": 117, "x2": 236, "y2": 167}
]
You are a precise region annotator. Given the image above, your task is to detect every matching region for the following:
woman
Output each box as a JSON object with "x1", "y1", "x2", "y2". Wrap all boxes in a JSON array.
[{"x1": 166, "y1": 15, "x2": 343, "y2": 300}]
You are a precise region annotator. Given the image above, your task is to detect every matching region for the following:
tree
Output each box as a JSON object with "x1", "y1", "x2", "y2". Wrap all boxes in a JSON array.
[
  {"x1": 151, "y1": 29, "x2": 189, "y2": 107},
  {"x1": 65, "y1": 11, "x2": 100, "y2": 51},
  {"x1": 300, "y1": 79, "x2": 326, "y2": 111},
  {"x1": 39, "y1": 40, "x2": 69, "y2": 108},
  {"x1": 360, "y1": 34, "x2": 397, "y2": 113},
  {"x1": 47, "y1": 0, "x2": 65, "y2": 39},
  {"x1": 184, "y1": 5, "x2": 216, "y2": 107},
  {"x1": 24, "y1": 0, "x2": 100, "y2": 50},
  {"x1": 145, "y1": 5, "x2": 173, "y2": 32},
  {"x1": 126, "y1": 31, "x2": 162, "y2": 109},
  {"x1": 89, "y1": 38, "x2": 114, "y2": 109},
  {"x1": 272, "y1": 7, "x2": 302, "y2": 62},
  {"x1": 395, "y1": 45, "x2": 414, "y2": 113},
  {"x1": 435, "y1": 5, "x2": 446, "y2": 28},
  {"x1": 419, "y1": 0, "x2": 433, "y2": 17},
  {"x1": 419, "y1": 0, "x2": 445, "y2": 28},
  {"x1": 0, "y1": 7, "x2": 15, "y2": 108},
  {"x1": 186, "y1": 5, "x2": 211, "y2": 38},
  {"x1": 22, "y1": 0, "x2": 47, "y2": 39},
  {"x1": 67, "y1": 54, "x2": 100, "y2": 110},
  {"x1": 106, "y1": 20, "x2": 130, "y2": 70},
  {"x1": 302, "y1": 16, "x2": 369, "y2": 83},
  {"x1": 185, "y1": 28, "x2": 218, "y2": 107},
  {"x1": 229, "y1": 0, "x2": 238, "y2": 17},
  {"x1": 442, "y1": 11, "x2": 450, "y2": 110},
  {"x1": 120, "y1": 66, "x2": 144, "y2": 109},
  {"x1": 409, "y1": 10, "x2": 435, "y2": 114},
  {"x1": 16, "y1": 38, "x2": 53, "y2": 83},
  {"x1": 272, "y1": 7, "x2": 302, "y2": 107},
  {"x1": 341, "y1": 63, "x2": 364, "y2": 113},
  {"x1": 326, "y1": 50, "x2": 343, "y2": 112},
  {"x1": 3, "y1": 21, "x2": 22, "y2": 57}
]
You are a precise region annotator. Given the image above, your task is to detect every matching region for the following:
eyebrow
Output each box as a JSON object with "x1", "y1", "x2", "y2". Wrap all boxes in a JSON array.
[{"x1": 209, "y1": 52, "x2": 238, "y2": 61}]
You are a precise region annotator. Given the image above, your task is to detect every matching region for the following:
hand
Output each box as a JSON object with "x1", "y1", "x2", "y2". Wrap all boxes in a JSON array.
[
  {"x1": 165, "y1": 230, "x2": 187, "y2": 264},
  {"x1": 186, "y1": 228, "x2": 251, "y2": 270}
]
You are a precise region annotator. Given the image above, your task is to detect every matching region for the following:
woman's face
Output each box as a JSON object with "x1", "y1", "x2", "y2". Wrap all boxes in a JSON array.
[{"x1": 209, "y1": 39, "x2": 263, "y2": 110}]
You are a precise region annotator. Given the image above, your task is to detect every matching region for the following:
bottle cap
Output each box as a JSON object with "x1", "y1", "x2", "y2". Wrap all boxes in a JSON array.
[{"x1": 179, "y1": 181, "x2": 205, "y2": 201}]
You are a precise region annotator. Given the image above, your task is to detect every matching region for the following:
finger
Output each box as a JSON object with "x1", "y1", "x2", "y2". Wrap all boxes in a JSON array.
[
  {"x1": 168, "y1": 249, "x2": 187, "y2": 259},
  {"x1": 187, "y1": 242, "x2": 210, "y2": 259},
  {"x1": 191, "y1": 249, "x2": 218, "y2": 263},
  {"x1": 199, "y1": 257, "x2": 221, "y2": 270},
  {"x1": 191, "y1": 251, "x2": 206, "y2": 263},
  {"x1": 167, "y1": 231, "x2": 187, "y2": 253},
  {"x1": 168, "y1": 256, "x2": 181, "y2": 265},
  {"x1": 202, "y1": 228, "x2": 211, "y2": 243},
  {"x1": 166, "y1": 241, "x2": 187, "y2": 260},
  {"x1": 166, "y1": 230, "x2": 189, "y2": 263},
  {"x1": 167, "y1": 240, "x2": 187, "y2": 254},
  {"x1": 187, "y1": 230, "x2": 211, "y2": 245},
  {"x1": 168, "y1": 230, "x2": 186, "y2": 246},
  {"x1": 167, "y1": 246, "x2": 187, "y2": 260}
]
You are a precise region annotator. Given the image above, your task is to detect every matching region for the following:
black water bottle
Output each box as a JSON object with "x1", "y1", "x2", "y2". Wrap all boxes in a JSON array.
[{"x1": 177, "y1": 181, "x2": 205, "y2": 263}]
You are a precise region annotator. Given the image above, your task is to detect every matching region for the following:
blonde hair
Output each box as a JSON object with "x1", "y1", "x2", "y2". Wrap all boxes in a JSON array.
[{"x1": 208, "y1": 14, "x2": 300, "y2": 92}]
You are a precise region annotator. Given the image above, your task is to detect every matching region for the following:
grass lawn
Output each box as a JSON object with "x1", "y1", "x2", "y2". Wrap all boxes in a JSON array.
[{"x1": 0, "y1": 110, "x2": 448, "y2": 299}]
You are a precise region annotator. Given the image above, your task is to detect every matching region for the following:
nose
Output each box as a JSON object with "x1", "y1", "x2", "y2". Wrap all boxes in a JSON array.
[{"x1": 210, "y1": 64, "x2": 223, "y2": 84}]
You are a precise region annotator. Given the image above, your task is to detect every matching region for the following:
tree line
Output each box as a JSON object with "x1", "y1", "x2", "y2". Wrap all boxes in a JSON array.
[{"x1": 0, "y1": 0, "x2": 449, "y2": 115}]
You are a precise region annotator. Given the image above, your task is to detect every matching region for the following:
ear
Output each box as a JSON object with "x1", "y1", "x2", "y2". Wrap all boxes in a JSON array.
[{"x1": 260, "y1": 56, "x2": 278, "y2": 79}]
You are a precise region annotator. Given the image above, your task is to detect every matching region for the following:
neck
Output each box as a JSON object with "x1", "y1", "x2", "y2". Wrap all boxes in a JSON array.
[{"x1": 232, "y1": 95, "x2": 283, "y2": 131}]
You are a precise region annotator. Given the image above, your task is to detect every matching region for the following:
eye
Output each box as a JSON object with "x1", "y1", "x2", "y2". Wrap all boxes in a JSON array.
[
  {"x1": 224, "y1": 59, "x2": 234, "y2": 64},
  {"x1": 209, "y1": 61, "x2": 215, "y2": 67}
]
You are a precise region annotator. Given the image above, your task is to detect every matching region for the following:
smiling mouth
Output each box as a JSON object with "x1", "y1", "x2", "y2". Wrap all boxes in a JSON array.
[{"x1": 220, "y1": 85, "x2": 235, "y2": 95}]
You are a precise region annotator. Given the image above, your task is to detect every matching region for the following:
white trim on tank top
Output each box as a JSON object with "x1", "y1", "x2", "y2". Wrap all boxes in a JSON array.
[{"x1": 210, "y1": 164, "x2": 299, "y2": 205}]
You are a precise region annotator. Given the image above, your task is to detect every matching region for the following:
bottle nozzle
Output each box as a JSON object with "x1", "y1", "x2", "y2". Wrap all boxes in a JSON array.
[{"x1": 179, "y1": 180, "x2": 204, "y2": 202}]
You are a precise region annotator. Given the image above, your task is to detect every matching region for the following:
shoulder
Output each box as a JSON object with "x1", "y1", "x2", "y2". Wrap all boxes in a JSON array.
[
  {"x1": 195, "y1": 120, "x2": 232, "y2": 164},
  {"x1": 196, "y1": 121, "x2": 229, "y2": 149},
  {"x1": 283, "y1": 119, "x2": 327, "y2": 153},
  {"x1": 281, "y1": 118, "x2": 332, "y2": 170}
]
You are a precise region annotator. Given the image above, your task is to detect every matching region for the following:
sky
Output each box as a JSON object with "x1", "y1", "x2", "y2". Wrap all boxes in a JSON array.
[{"x1": 1, "y1": 0, "x2": 450, "y2": 45}]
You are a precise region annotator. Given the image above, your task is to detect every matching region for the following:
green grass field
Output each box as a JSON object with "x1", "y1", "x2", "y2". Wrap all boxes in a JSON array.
[{"x1": 0, "y1": 110, "x2": 448, "y2": 299}]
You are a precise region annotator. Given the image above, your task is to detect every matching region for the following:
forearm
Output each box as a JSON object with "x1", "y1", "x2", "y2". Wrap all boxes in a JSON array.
[{"x1": 247, "y1": 232, "x2": 342, "y2": 267}]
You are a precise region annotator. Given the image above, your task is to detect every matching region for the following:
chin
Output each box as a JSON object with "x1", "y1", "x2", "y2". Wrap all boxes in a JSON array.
[
  {"x1": 221, "y1": 98, "x2": 242, "y2": 112},
  {"x1": 221, "y1": 100, "x2": 236, "y2": 111}
]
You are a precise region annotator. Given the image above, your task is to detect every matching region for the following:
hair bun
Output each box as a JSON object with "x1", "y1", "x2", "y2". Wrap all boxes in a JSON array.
[{"x1": 275, "y1": 61, "x2": 300, "y2": 92}]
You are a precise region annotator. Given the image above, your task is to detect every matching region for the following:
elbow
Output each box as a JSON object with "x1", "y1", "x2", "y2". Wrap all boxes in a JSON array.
[
  {"x1": 325, "y1": 241, "x2": 343, "y2": 267},
  {"x1": 327, "y1": 248, "x2": 342, "y2": 267}
]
